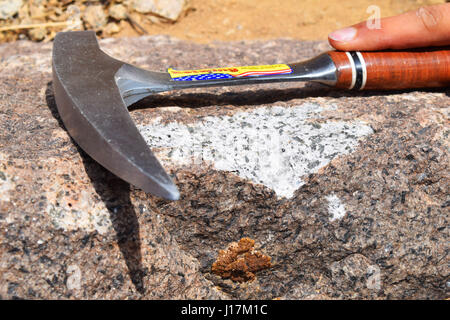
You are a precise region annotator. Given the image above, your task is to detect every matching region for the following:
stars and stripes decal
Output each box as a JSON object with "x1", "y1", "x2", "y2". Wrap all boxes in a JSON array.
[
  {"x1": 172, "y1": 73, "x2": 234, "y2": 81},
  {"x1": 168, "y1": 64, "x2": 292, "y2": 81}
]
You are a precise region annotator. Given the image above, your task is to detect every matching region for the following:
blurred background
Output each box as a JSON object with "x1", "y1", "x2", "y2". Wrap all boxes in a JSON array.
[{"x1": 0, "y1": 0, "x2": 447, "y2": 43}]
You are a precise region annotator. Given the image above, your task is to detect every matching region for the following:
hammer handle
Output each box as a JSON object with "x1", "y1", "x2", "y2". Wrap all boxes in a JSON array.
[{"x1": 328, "y1": 48, "x2": 450, "y2": 90}]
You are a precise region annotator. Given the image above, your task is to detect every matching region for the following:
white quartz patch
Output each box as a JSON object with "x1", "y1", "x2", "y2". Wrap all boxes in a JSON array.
[
  {"x1": 0, "y1": 169, "x2": 14, "y2": 202},
  {"x1": 138, "y1": 103, "x2": 373, "y2": 198},
  {"x1": 46, "y1": 189, "x2": 112, "y2": 234},
  {"x1": 326, "y1": 194, "x2": 347, "y2": 221},
  {"x1": 66, "y1": 265, "x2": 82, "y2": 291}
]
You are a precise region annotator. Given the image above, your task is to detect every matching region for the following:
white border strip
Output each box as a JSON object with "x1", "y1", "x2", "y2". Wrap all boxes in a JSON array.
[
  {"x1": 345, "y1": 52, "x2": 356, "y2": 90},
  {"x1": 356, "y1": 52, "x2": 367, "y2": 90}
]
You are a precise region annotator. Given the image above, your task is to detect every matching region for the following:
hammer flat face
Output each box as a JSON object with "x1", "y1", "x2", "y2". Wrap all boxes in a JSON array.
[{"x1": 52, "y1": 31, "x2": 180, "y2": 200}]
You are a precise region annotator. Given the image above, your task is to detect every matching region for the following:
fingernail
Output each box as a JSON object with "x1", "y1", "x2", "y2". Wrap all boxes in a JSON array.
[{"x1": 329, "y1": 27, "x2": 357, "y2": 42}]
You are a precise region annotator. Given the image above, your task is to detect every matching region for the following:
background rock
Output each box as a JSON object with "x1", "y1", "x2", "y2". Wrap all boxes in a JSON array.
[
  {"x1": 82, "y1": 5, "x2": 108, "y2": 30},
  {"x1": 0, "y1": 0, "x2": 22, "y2": 20},
  {"x1": 109, "y1": 4, "x2": 128, "y2": 21},
  {"x1": 0, "y1": 36, "x2": 448, "y2": 299},
  {"x1": 128, "y1": 0, "x2": 186, "y2": 21}
]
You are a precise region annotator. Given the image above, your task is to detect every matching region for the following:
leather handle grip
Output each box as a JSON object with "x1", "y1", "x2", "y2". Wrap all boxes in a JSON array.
[{"x1": 328, "y1": 48, "x2": 450, "y2": 90}]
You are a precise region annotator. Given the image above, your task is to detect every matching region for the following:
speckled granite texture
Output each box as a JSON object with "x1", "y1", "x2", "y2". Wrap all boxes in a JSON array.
[{"x1": 0, "y1": 35, "x2": 448, "y2": 299}]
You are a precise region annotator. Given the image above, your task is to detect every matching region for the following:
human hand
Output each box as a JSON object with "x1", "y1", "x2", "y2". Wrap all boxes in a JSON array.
[{"x1": 328, "y1": 3, "x2": 450, "y2": 51}]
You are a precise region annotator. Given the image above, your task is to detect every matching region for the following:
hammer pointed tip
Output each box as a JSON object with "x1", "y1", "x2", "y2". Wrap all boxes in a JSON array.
[
  {"x1": 142, "y1": 175, "x2": 180, "y2": 201},
  {"x1": 161, "y1": 181, "x2": 180, "y2": 201},
  {"x1": 167, "y1": 189, "x2": 181, "y2": 201}
]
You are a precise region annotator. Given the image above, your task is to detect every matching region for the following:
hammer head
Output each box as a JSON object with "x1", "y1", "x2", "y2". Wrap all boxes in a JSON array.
[{"x1": 52, "y1": 31, "x2": 180, "y2": 200}]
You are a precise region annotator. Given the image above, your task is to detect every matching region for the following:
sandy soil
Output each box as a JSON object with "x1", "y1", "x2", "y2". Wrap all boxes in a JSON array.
[{"x1": 115, "y1": 0, "x2": 446, "y2": 42}]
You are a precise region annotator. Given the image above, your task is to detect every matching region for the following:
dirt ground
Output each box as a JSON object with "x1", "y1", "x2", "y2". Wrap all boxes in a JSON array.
[
  {"x1": 0, "y1": 0, "x2": 447, "y2": 43},
  {"x1": 116, "y1": 0, "x2": 446, "y2": 42}
]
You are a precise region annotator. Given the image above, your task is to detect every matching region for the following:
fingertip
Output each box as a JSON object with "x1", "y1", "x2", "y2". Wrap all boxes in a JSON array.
[
  {"x1": 328, "y1": 23, "x2": 383, "y2": 51},
  {"x1": 328, "y1": 27, "x2": 358, "y2": 42},
  {"x1": 328, "y1": 37, "x2": 350, "y2": 51},
  {"x1": 328, "y1": 26, "x2": 360, "y2": 51}
]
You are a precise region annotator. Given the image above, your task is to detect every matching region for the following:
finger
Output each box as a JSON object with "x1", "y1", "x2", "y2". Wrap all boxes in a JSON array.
[{"x1": 328, "y1": 3, "x2": 450, "y2": 51}]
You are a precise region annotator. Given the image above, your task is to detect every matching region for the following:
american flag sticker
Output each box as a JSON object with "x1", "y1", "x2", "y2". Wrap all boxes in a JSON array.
[{"x1": 168, "y1": 64, "x2": 292, "y2": 81}]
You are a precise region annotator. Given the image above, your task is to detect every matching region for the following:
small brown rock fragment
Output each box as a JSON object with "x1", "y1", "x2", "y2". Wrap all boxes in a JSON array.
[
  {"x1": 211, "y1": 238, "x2": 272, "y2": 283},
  {"x1": 245, "y1": 251, "x2": 272, "y2": 273},
  {"x1": 234, "y1": 237, "x2": 254, "y2": 254}
]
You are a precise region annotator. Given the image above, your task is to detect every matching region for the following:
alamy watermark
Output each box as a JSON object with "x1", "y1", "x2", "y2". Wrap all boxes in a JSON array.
[{"x1": 367, "y1": 5, "x2": 381, "y2": 29}]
